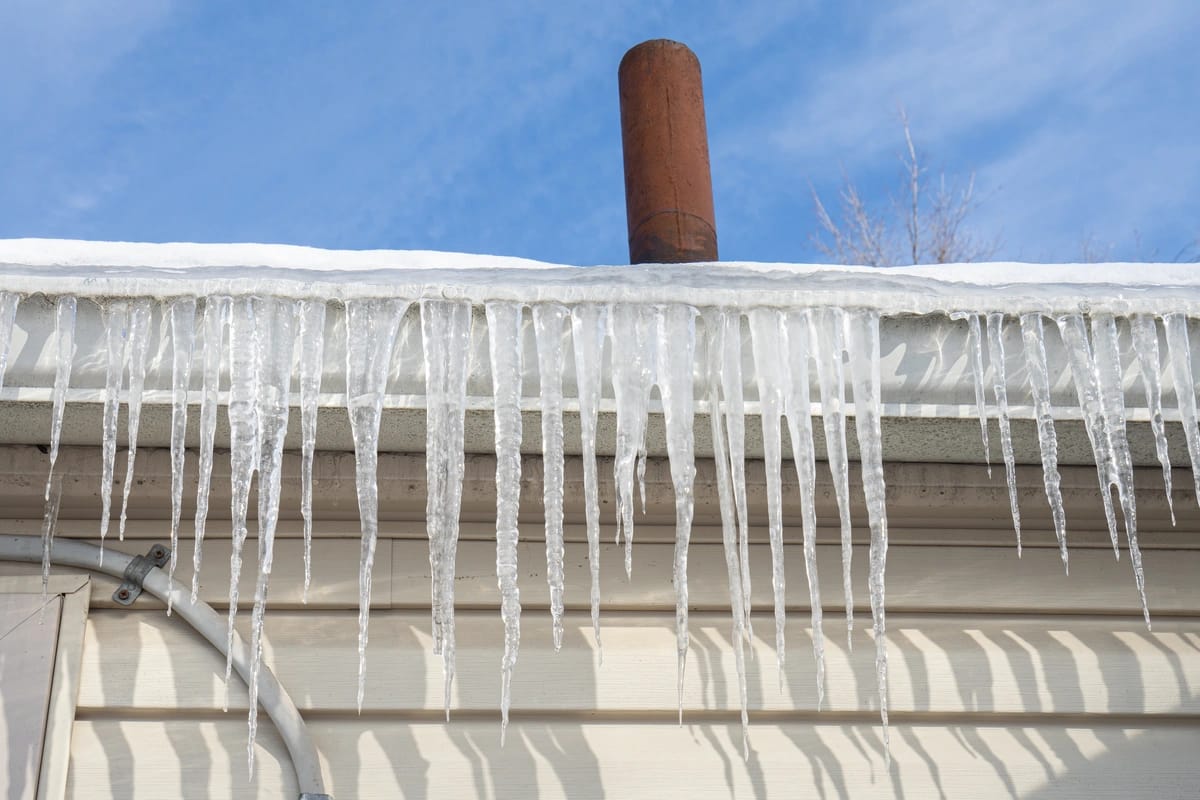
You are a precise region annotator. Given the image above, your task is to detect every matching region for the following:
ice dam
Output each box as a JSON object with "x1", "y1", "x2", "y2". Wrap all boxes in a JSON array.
[{"x1": 3, "y1": 239, "x2": 1200, "y2": 773}]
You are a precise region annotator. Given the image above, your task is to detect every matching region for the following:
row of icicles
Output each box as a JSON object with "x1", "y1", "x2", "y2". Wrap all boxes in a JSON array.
[{"x1": 0, "y1": 290, "x2": 1188, "y2": 772}]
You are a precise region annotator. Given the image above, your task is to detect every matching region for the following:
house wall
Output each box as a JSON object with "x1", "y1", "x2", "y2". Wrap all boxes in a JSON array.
[{"x1": 2, "y1": 444, "x2": 1198, "y2": 798}]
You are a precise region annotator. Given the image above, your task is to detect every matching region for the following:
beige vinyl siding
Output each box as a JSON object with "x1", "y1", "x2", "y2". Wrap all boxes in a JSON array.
[{"x1": 1, "y1": 445, "x2": 1197, "y2": 798}]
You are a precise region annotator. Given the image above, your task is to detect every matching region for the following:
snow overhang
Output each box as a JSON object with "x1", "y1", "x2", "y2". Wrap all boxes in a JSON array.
[{"x1": 0, "y1": 239, "x2": 1197, "y2": 466}]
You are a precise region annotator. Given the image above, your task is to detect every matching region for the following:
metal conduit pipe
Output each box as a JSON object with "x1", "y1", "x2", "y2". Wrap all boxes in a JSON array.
[{"x1": 0, "y1": 534, "x2": 331, "y2": 800}]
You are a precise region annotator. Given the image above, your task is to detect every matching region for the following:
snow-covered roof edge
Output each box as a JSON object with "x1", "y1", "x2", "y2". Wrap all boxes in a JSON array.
[{"x1": 1, "y1": 238, "x2": 1198, "y2": 316}]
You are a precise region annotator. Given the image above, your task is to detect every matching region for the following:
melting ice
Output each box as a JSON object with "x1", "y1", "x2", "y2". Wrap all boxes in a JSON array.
[{"x1": 3, "y1": 268, "x2": 1188, "y2": 771}]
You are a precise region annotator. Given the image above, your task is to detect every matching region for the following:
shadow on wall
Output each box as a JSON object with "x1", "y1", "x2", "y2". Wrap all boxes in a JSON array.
[{"x1": 54, "y1": 480, "x2": 1200, "y2": 799}]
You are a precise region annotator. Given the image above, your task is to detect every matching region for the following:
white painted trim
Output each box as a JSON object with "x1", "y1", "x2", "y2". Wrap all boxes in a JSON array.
[{"x1": 0, "y1": 574, "x2": 90, "y2": 800}]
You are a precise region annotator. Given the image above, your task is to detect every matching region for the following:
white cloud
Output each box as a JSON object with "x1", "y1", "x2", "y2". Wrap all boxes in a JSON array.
[
  {"x1": 0, "y1": 0, "x2": 175, "y2": 112},
  {"x1": 731, "y1": 0, "x2": 1200, "y2": 260},
  {"x1": 769, "y1": 0, "x2": 1189, "y2": 162}
]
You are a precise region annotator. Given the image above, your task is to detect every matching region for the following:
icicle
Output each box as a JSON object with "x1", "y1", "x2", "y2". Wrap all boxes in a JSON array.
[
  {"x1": 846, "y1": 309, "x2": 890, "y2": 760},
  {"x1": 166, "y1": 298, "x2": 196, "y2": 615},
  {"x1": 610, "y1": 304, "x2": 655, "y2": 578},
  {"x1": 809, "y1": 307, "x2": 855, "y2": 646},
  {"x1": 245, "y1": 298, "x2": 298, "y2": 775},
  {"x1": 655, "y1": 305, "x2": 697, "y2": 723},
  {"x1": 345, "y1": 299, "x2": 407, "y2": 712},
  {"x1": 533, "y1": 304, "x2": 568, "y2": 651},
  {"x1": 784, "y1": 311, "x2": 825, "y2": 708},
  {"x1": 224, "y1": 298, "x2": 259, "y2": 700},
  {"x1": 1019, "y1": 313, "x2": 1068, "y2": 571},
  {"x1": 717, "y1": 311, "x2": 754, "y2": 642},
  {"x1": 986, "y1": 313, "x2": 1021, "y2": 554},
  {"x1": 748, "y1": 308, "x2": 788, "y2": 687},
  {"x1": 98, "y1": 302, "x2": 130, "y2": 558},
  {"x1": 192, "y1": 296, "x2": 230, "y2": 604},
  {"x1": 1163, "y1": 314, "x2": 1200, "y2": 506},
  {"x1": 0, "y1": 292, "x2": 17, "y2": 392},
  {"x1": 42, "y1": 296, "x2": 76, "y2": 591},
  {"x1": 951, "y1": 313, "x2": 992, "y2": 476},
  {"x1": 570, "y1": 304, "x2": 607, "y2": 654},
  {"x1": 637, "y1": 450, "x2": 648, "y2": 515},
  {"x1": 1130, "y1": 314, "x2": 1175, "y2": 524},
  {"x1": 422, "y1": 299, "x2": 472, "y2": 717},
  {"x1": 45, "y1": 296, "x2": 77, "y2": 492},
  {"x1": 702, "y1": 309, "x2": 749, "y2": 756},
  {"x1": 41, "y1": 475, "x2": 63, "y2": 596},
  {"x1": 1057, "y1": 314, "x2": 1121, "y2": 558},
  {"x1": 1091, "y1": 314, "x2": 1149, "y2": 626},
  {"x1": 118, "y1": 299, "x2": 153, "y2": 541},
  {"x1": 297, "y1": 300, "x2": 327, "y2": 602},
  {"x1": 485, "y1": 302, "x2": 525, "y2": 742}
]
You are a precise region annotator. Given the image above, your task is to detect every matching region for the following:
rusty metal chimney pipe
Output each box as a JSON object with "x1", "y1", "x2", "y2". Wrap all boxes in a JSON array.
[{"x1": 619, "y1": 39, "x2": 718, "y2": 264}]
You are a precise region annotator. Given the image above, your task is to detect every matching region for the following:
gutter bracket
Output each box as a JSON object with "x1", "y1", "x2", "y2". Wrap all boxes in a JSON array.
[{"x1": 111, "y1": 543, "x2": 170, "y2": 606}]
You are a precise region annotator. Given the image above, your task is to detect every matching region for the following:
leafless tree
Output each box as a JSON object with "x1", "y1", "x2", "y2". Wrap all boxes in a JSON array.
[
  {"x1": 1079, "y1": 230, "x2": 1200, "y2": 263},
  {"x1": 811, "y1": 112, "x2": 997, "y2": 267}
]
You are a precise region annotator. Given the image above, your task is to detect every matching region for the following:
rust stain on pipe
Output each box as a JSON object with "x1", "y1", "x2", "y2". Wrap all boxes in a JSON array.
[{"x1": 619, "y1": 39, "x2": 718, "y2": 264}]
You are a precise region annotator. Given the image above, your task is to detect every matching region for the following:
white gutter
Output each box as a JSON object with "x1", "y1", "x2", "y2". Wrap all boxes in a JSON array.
[{"x1": 0, "y1": 241, "x2": 1196, "y2": 465}]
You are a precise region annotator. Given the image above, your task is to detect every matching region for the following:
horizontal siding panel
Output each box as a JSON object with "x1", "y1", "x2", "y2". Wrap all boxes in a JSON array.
[
  {"x1": 2, "y1": 446, "x2": 1188, "y2": 540},
  {"x1": 77, "y1": 610, "x2": 1200, "y2": 717},
  {"x1": 3, "y1": 540, "x2": 1196, "y2": 615},
  {"x1": 20, "y1": 516, "x2": 1200, "y2": 550},
  {"x1": 0, "y1": 537, "x2": 386, "y2": 610},
  {"x1": 388, "y1": 540, "x2": 1200, "y2": 616},
  {"x1": 67, "y1": 718, "x2": 1200, "y2": 800}
]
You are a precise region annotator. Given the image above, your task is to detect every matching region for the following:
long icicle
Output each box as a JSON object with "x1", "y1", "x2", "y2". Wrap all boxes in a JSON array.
[
  {"x1": 41, "y1": 475, "x2": 63, "y2": 597},
  {"x1": 718, "y1": 311, "x2": 754, "y2": 642},
  {"x1": 610, "y1": 304, "x2": 655, "y2": 578},
  {"x1": 1163, "y1": 314, "x2": 1200, "y2": 507},
  {"x1": 42, "y1": 296, "x2": 76, "y2": 592},
  {"x1": 784, "y1": 311, "x2": 825, "y2": 708},
  {"x1": 99, "y1": 301, "x2": 130, "y2": 560},
  {"x1": 846, "y1": 309, "x2": 890, "y2": 761},
  {"x1": 422, "y1": 299, "x2": 473, "y2": 717},
  {"x1": 1019, "y1": 313, "x2": 1068, "y2": 571},
  {"x1": 346, "y1": 299, "x2": 407, "y2": 712},
  {"x1": 224, "y1": 297, "x2": 260, "y2": 704},
  {"x1": 951, "y1": 312, "x2": 992, "y2": 476},
  {"x1": 657, "y1": 305, "x2": 697, "y2": 724},
  {"x1": 986, "y1": 312, "x2": 1021, "y2": 554},
  {"x1": 297, "y1": 299, "x2": 327, "y2": 602},
  {"x1": 571, "y1": 303, "x2": 608, "y2": 655},
  {"x1": 118, "y1": 299, "x2": 153, "y2": 541},
  {"x1": 247, "y1": 298, "x2": 298, "y2": 777},
  {"x1": 810, "y1": 307, "x2": 855, "y2": 646},
  {"x1": 1057, "y1": 314, "x2": 1121, "y2": 558},
  {"x1": 1130, "y1": 314, "x2": 1175, "y2": 524},
  {"x1": 702, "y1": 310, "x2": 749, "y2": 756},
  {"x1": 1091, "y1": 313, "x2": 1149, "y2": 626},
  {"x1": 748, "y1": 308, "x2": 788, "y2": 688},
  {"x1": 193, "y1": 296, "x2": 230, "y2": 603},
  {"x1": 533, "y1": 304, "x2": 569, "y2": 651},
  {"x1": 167, "y1": 298, "x2": 197, "y2": 615},
  {"x1": 486, "y1": 301, "x2": 525, "y2": 743}
]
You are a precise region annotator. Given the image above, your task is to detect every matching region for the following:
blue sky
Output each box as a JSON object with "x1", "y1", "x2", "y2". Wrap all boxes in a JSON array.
[{"x1": 1, "y1": 1, "x2": 1196, "y2": 266}]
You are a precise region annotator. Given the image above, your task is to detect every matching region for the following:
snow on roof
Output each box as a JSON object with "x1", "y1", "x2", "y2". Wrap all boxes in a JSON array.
[
  {"x1": 0, "y1": 238, "x2": 563, "y2": 271},
  {"x1": 1, "y1": 238, "x2": 1198, "y2": 315}
]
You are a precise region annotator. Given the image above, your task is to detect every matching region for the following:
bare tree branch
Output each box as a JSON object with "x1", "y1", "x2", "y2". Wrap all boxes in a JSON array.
[
  {"x1": 811, "y1": 115, "x2": 997, "y2": 266},
  {"x1": 900, "y1": 109, "x2": 921, "y2": 266}
]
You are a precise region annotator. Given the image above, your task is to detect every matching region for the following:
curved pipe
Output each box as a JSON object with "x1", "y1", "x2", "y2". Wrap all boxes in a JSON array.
[{"x1": 0, "y1": 535, "x2": 331, "y2": 800}]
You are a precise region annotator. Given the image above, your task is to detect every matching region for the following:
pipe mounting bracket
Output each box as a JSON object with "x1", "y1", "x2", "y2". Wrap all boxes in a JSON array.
[{"x1": 112, "y1": 543, "x2": 170, "y2": 606}]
